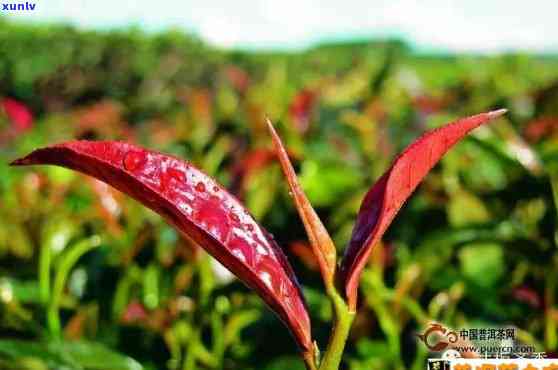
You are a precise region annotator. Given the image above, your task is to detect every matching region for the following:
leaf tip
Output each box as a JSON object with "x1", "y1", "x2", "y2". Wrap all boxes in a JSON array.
[
  {"x1": 487, "y1": 108, "x2": 508, "y2": 119},
  {"x1": 266, "y1": 117, "x2": 288, "y2": 159},
  {"x1": 9, "y1": 156, "x2": 30, "y2": 166},
  {"x1": 265, "y1": 117, "x2": 279, "y2": 140},
  {"x1": 265, "y1": 116, "x2": 274, "y2": 127},
  {"x1": 10, "y1": 148, "x2": 48, "y2": 167}
]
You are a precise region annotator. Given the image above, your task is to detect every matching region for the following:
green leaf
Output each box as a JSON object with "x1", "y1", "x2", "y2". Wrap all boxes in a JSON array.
[
  {"x1": 299, "y1": 160, "x2": 363, "y2": 207},
  {"x1": 63, "y1": 341, "x2": 143, "y2": 370},
  {"x1": 0, "y1": 340, "x2": 142, "y2": 370},
  {"x1": 459, "y1": 243, "x2": 504, "y2": 288},
  {"x1": 0, "y1": 340, "x2": 79, "y2": 370},
  {"x1": 447, "y1": 189, "x2": 491, "y2": 227}
]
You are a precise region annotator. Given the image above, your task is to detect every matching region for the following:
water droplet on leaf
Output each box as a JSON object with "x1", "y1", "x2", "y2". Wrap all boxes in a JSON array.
[
  {"x1": 195, "y1": 182, "x2": 206, "y2": 192},
  {"x1": 123, "y1": 151, "x2": 147, "y2": 172}
]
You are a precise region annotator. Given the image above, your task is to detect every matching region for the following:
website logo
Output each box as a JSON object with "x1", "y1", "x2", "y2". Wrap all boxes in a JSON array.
[
  {"x1": 418, "y1": 323, "x2": 539, "y2": 359},
  {"x1": 1, "y1": 2, "x2": 37, "y2": 11},
  {"x1": 428, "y1": 358, "x2": 558, "y2": 370},
  {"x1": 417, "y1": 323, "x2": 458, "y2": 351}
]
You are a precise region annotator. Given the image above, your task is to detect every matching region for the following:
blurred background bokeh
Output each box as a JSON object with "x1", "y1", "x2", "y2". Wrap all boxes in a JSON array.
[{"x1": 1, "y1": 1, "x2": 558, "y2": 369}]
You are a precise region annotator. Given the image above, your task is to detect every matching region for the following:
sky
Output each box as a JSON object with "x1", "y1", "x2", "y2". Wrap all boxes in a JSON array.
[{"x1": 5, "y1": 0, "x2": 558, "y2": 53}]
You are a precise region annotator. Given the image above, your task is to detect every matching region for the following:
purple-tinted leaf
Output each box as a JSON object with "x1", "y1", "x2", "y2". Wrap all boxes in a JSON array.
[
  {"x1": 11, "y1": 141, "x2": 312, "y2": 352},
  {"x1": 340, "y1": 109, "x2": 507, "y2": 309}
]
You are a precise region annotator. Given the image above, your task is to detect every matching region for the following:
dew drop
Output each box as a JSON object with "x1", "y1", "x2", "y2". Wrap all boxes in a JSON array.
[
  {"x1": 123, "y1": 151, "x2": 147, "y2": 172},
  {"x1": 195, "y1": 182, "x2": 206, "y2": 192},
  {"x1": 230, "y1": 213, "x2": 240, "y2": 223},
  {"x1": 246, "y1": 224, "x2": 254, "y2": 232},
  {"x1": 213, "y1": 186, "x2": 220, "y2": 192},
  {"x1": 160, "y1": 168, "x2": 186, "y2": 194}
]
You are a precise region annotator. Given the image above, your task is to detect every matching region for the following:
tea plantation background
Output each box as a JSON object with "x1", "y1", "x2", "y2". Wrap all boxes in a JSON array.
[{"x1": 1, "y1": 19, "x2": 558, "y2": 370}]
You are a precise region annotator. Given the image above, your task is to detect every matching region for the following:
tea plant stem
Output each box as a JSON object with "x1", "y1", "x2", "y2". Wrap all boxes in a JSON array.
[
  {"x1": 318, "y1": 286, "x2": 355, "y2": 370},
  {"x1": 39, "y1": 243, "x2": 51, "y2": 304},
  {"x1": 303, "y1": 350, "x2": 319, "y2": 370}
]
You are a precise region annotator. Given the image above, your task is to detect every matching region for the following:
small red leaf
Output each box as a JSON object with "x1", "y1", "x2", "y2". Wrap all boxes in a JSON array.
[
  {"x1": 11, "y1": 141, "x2": 312, "y2": 352},
  {"x1": 523, "y1": 116, "x2": 558, "y2": 143},
  {"x1": 511, "y1": 285, "x2": 542, "y2": 309},
  {"x1": 340, "y1": 109, "x2": 507, "y2": 309},
  {"x1": 121, "y1": 300, "x2": 149, "y2": 324},
  {"x1": 2, "y1": 98, "x2": 33, "y2": 132}
]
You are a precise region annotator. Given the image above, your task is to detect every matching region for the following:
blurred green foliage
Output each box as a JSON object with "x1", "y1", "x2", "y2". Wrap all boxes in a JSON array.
[{"x1": 1, "y1": 18, "x2": 558, "y2": 370}]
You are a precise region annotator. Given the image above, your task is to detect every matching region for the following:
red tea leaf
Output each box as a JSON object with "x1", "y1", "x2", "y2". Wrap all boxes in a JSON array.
[
  {"x1": 2, "y1": 97, "x2": 33, "y2": 132},
  {"x1": 340, "y1": 109, "x2": 507, "y2": 309},
  {"x1": 267, "y1": 119, "x2": 337, "y2": 287},
  {"x1": 523, "y1": 116, "x2": 558, "y2": 143},
  {"x1": 121, "y1": 300, "x2": 149, "y2": 324},
  {"x1": 11, "y1": 141, "x2": 312, "y2": 352},
  {"x1": 511, "y1": 285, "x2": 542, "y2": 309}
]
